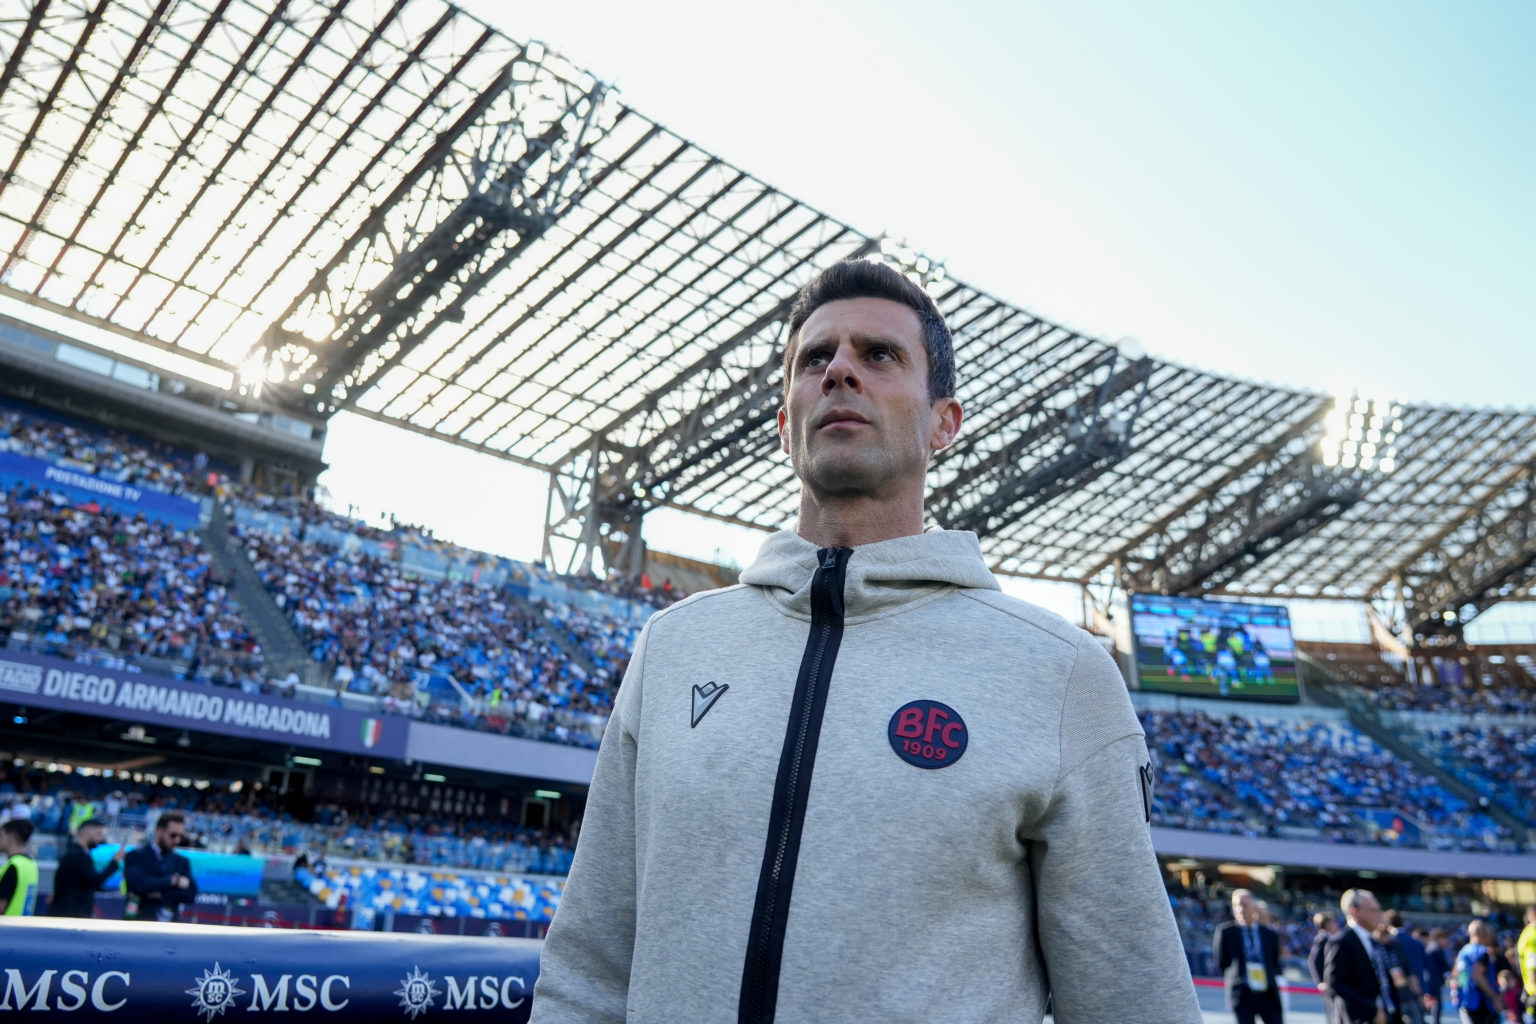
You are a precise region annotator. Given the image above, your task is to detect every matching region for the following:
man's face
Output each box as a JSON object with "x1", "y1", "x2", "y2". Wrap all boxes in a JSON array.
[
  {"x1": 156, "y1": 821, "x2": 185, "y2": 854},
  {"x1": 80, "y1": 825, "x2": 104, "y2": 849},
  {"x1": 1233, "y1": 893, "x2": 1258, "y2": 926},
  {"x1": 778, "y1": 297, "x2": 961, "y2": 503},
  {"x1": 1351, "y1": 893, "x2": 1383, "y2": 931}
]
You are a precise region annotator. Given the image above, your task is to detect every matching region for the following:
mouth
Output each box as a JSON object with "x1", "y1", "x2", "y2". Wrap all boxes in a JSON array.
[{"x1": 817, "y1": 409, "x2": 870, "y2": 430}]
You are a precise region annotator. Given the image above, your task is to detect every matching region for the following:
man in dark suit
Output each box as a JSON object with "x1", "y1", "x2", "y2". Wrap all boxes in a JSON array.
[
  {"x1": 123, "y1": 811, "x2": 198, "y2": 922},
  {"x1": 49, "y1": 818, "x2": 126, "y2": 917},
  {"x1": 1324, "y1": 888, "x2": 1392, "y2": 1024},
  {"x1": 1214, "y1": 888, "x2": 1285, "y2": 1024}
]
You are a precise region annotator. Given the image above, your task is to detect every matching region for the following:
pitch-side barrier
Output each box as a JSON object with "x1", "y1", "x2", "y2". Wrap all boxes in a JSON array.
[{"x1": 0, "y1": 918, "x2": 541, "y2": 1020}]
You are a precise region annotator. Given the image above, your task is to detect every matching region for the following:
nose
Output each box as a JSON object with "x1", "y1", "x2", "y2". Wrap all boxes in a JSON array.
[{"x1": 820, "y1": 343, "x2": 861, "y2": 393}]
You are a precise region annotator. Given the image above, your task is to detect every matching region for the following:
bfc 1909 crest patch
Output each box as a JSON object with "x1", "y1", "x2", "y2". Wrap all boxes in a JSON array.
[{"x1": 888, "y1": 699, "x2": 968, "y2": 769}]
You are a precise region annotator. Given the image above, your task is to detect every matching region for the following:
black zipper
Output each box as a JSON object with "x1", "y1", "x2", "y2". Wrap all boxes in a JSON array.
[{"x1": 738, "y1": 545, "x2": 851, "y2": 1024}]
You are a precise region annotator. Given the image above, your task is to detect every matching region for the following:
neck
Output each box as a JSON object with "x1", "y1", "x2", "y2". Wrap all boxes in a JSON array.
[{"x1": 795, "y1": 487, "x2": 927, "y2": 549}]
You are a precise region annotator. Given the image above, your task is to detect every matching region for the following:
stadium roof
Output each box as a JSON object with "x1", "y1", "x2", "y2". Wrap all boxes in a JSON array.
[{"x1": 2, "y1": 0, "x2": 1533, "y2": 634}]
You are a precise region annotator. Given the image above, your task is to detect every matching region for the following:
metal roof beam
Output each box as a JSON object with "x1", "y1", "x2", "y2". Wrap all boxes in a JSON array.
[
  {"x1": 65, "y1": 0, "x2": 293, "y2": 312},
  {"x1": 1078, "y1": 395, "x2": 1330, "y2": 582},
  {"x1": 1404, "y1": 463, "x2": 1536, "y2": 637},
  {"x1": 0, "y1": 0, "x2": 111, "y2": 249},
  {"x1": 28, "y1": 0, "x2": 177, "y2": 293}
]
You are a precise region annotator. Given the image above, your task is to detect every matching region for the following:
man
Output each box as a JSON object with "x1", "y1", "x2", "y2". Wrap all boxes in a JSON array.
[
  {"x1": 1313, "y1": 912, "x2": 1343, "y2": 996},
  {"x1": 123, "y1": 810, "x2": 198, "y2": 921},
  {"x1": 1517, "y1": 907, "x2": 1535, "y2": 1024},
  {"x1": 530, "y1": 260, "x2": 1201, "y2": 1023},
  {"x1": 1424, "y1": 928, "x2": 1453, "y2": 1024},
  {"x1": 1450, "y1": 920, "x2": 1502, "y2": 1024},
  {"x1": 0, "y1": 818, "x2": 38, "y2": 915},
  {"x1": 1383, "y1": 911, "x2": 1428, "y2": 1024},
  {"x1": 1325, "y1": 888, "x2": 1393, "y2": 1024},
  {"x1": 50, "y1": 817, "x2": 127, "y2": 918},
  {"x1": 1215, "y1": 888, "x2": 1285, "y2": 1023}
]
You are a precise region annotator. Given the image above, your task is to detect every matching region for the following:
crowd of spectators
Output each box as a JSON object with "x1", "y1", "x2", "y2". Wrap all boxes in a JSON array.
[
  {"x1": 1414, "y1": 723, "x2": 1536, "y2": 828},
  {"x1": 237, "y1": 526, "x2": 618, "y2": 747},
  {"x1": 0, "y1": 405, "x2": 208, "y2": 497},
  {"x1": 1138, "y1": 708, "x2": 1522, "y2": 852},
  {"x1": 1364, "y1": 678, "x2": 1536, "y2": 717},
  {"x1": 0, "y1": 483, "x2": 262, "y2": 686}
]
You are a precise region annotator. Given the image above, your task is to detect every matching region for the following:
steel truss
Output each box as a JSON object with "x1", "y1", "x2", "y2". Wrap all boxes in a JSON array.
[{"x1": 4, "y1": 0, "x2": 1536, "y2": 632}]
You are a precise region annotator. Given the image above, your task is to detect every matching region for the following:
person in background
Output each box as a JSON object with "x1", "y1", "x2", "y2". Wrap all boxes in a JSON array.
[
  {"x1": 1325, "y1": 888, "x2": 1389, "y2": 1024},
  {"x1": 1313, "y1": 912, "x2": 1342, "y2": 997},
  {"x1": 1424, "y1": 927, "x2": 1454, "y2": 1024},
  {"x1": 1386, "y1": 910, "x2": 1429, "y2": 1024},
  {"x1": 50, "y1": 817, "x2": 126, "y2": 918},
  {"x1": 123, "y1": 810, "x2": 198, "y2": 922},
  {"x1": 0, "y1": 819, "x2": 38, "y2": 915},
  {"x1": 1453, "y1": 920, "x2": 1504, "y2": 1024},
  {"x1": 1497, "y1": 970, "x2": 1521, "y2": 1024},
  {"x1": 1214, "y1": 888, "x2": 1284, "y2": 1024},
  {"x1": 1517, "y1": 907, "x2": 1536, "y2": 1024}
]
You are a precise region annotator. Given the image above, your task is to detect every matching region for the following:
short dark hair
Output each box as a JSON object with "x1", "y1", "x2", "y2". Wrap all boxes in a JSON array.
[
  {"x1": 784, "y1": 258, "x2": 955, "y2": 401},
  {"x1": 1, "y1": 819, "x2": 33, "y2": 844},
  {"x1": 1385, "y1": 909, "x2": 1405, "y2": 928},
  {"x1": 156, "y1": 811, "x2": 186, "y2": 830}
]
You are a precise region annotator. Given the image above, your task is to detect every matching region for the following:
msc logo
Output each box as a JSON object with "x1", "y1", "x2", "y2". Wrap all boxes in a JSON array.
[
  {"x1": 187, "y1": 964, "x2": 349, "y2": 1019},
  {"x1": 393, "y1": 967, "x2": 528, "y2": 1016},
  {"x1": 0, "y1": 968, "x2": 130, "y2": 1012},
  {"x1": 187, "y1": 964, "x2": 244, "y2": 1022},
  {"x1": 396, "y1": 967, "x2": 440, "y2": 1020},
  {"x1": 888, "y1": 699, "x2": 969, "y2": 769}
]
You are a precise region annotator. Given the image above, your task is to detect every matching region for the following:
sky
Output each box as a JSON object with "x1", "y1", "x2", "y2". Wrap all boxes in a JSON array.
[{"x1": 12, "y1": 0, "x2": 1536, "y2": 631}]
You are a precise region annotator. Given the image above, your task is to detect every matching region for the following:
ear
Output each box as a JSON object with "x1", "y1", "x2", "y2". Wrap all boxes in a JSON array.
[
  {"x1": 777, "y1": 405, "x2": 790, "y2": 456},
  {"x1": 928, "y1": 397, "x2": 962, "y2": 451}
]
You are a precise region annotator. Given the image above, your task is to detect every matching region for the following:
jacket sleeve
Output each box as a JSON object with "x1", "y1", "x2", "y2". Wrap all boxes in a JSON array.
[
  {"x1": 169, "y1": 856, "x2": 198, "y2": 906},
  {"x1": 1026, "y1": 637, "x2": 1202, "y2": 1024},
  {"x1": 529, "y1": 622, "x2": 649, "y2": 1024},
  {"x1": 1214, "y1": 924, "x2": 1233, "y2": 976},
  {"x1": 1309, "y1": 936, "x2": 1327, "y2": 984},
  {"x1": 91, "y1": 853, "x2": 122, "y2": 889}
]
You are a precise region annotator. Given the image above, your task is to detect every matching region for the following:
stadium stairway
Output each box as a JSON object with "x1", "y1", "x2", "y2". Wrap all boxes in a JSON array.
[
  {"x1": 509, "y1": 592, "x2": 600, "y2": 679},
  {"x1": 201, "y1": 502, "x2": 322, "y2": 687},
  {"x1": 1298, "y1": 653, "x2": 1531, "y2": 839}
]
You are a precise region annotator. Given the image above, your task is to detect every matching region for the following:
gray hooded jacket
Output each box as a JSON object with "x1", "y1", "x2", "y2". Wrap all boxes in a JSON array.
[{"x1": 531, "y1": 528, "x2": 1201, "y2": 1023}]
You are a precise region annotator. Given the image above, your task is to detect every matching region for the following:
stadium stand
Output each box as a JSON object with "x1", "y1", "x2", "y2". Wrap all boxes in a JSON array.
[
  {"x1": 0, "y1": 483, "x2": 263, "y2": 687},
  {"x1": 296, "y1": 863, "x2": 564, "y2": 924},
  {"x1": 1138, "y1": 707, "x2": 1523, "y2": 851},
  {"x1": 8, "y1": 391, "x2": 1535, "y2": 867},
  {"x1": 1, "y1": 400, "x2": 211, "y2": 498}
]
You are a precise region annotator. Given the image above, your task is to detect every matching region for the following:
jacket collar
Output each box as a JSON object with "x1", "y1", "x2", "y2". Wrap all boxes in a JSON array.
[{"x1": 739, "y1": 526, "x2": 1000, "y2": 623}]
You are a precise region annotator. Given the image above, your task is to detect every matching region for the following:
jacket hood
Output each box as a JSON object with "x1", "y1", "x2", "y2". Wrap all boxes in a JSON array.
[{"x1": 739, "y1": 527, "x2": 1000, "y2": 622}]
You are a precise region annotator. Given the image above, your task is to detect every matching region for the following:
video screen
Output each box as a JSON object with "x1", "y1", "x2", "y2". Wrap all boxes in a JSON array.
[{"x1": 1129, "y1": 594, "x2": 1299, "y2": 702}]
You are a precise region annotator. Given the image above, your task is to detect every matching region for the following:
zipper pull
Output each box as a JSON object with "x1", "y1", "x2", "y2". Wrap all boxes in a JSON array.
[{"x1": 820, "y1": 547, "x2": 837, "y2": 569}]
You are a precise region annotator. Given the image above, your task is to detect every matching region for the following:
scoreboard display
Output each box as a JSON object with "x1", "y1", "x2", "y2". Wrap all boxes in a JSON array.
[{"x1": 1129, "y1": 594, "x2": 1299, "y2": 703}]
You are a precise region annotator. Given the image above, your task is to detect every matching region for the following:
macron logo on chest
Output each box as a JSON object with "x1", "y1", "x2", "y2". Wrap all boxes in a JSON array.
[{"x1": 690, "y1": 681, "x2": 729, "y2": 727}]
